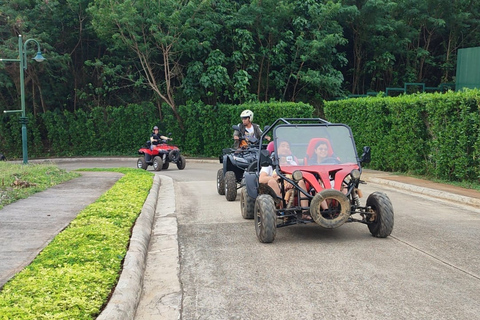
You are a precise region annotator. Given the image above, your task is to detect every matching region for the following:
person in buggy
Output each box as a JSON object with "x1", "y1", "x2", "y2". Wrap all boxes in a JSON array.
[
  {"x1": 233, "y1": 109, "x2": 270, "y2": 149},
  {"x1": 150, "y1": 126, "x2": 172, "y2": 150},
  {"x1": 259, "y1": 139, "x2": 310, "y2": 219}
]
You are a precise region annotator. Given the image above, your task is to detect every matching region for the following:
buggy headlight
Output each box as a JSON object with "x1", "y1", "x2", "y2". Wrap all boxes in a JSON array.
[
  {"x1": 292, "y1": 170, "x2": 303, "y2": 182},
  {"x1": 350, "y1": 169, "x2": 361, "y2": 180}
]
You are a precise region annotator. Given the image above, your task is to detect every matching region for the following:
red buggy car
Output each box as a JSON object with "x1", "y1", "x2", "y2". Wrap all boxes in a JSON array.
[{"x1": 242, "y1": 118, "x2": 394, "y2": 243}]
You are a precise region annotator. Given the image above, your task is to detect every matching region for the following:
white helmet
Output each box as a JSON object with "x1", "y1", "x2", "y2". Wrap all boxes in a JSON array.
[{"x1": 240, "y1": 109, "x2": 253, "y2": 122}]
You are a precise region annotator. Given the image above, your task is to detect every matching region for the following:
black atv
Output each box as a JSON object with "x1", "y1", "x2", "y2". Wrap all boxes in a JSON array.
[{"x1": 216, "y1": 125, "x2": 262, "y2": 201}]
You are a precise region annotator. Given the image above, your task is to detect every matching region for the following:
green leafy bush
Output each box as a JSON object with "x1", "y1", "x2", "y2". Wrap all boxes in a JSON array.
[
  {"x1": 0, "y1": 101, "x2": 313, "y2": 159},
  {"x1": 0, "y1": 168, "x2": 153, "y2": 319},
  {"x1": 325, "y1": 89, "x2": 480, "y2": 182}
]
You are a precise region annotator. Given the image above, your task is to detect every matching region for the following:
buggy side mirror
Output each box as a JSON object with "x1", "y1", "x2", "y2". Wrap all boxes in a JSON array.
[
  {"x1": 259, "y1": 149, "x2": 272, "y2": 167},
  {"x1": 360, "y1": 146, "x2": 371, "y2": 164}
]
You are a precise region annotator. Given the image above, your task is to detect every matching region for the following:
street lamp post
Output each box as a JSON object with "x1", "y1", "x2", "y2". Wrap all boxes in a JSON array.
[{"x1": 1, "y1": 34, "x2": 45, "y2": 164}]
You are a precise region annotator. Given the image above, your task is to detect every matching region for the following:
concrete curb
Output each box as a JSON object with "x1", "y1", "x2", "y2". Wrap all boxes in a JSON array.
[
  {"x1": 367, "y1": 177, "x2": 480, "y2": 208},
  {"x1": 97, "y1": 175, "x2": 161, "y2": 320}
]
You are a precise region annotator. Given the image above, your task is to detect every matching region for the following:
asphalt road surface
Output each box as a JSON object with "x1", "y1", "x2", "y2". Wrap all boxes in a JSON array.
[{"x1": 53, "y1": 158, "x2": 480, "y2": 320}]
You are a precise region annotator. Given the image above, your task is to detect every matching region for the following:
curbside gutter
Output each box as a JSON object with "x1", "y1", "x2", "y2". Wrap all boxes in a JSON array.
[{"x1": 97, "y1": 175, "x2": 161, "y2": 320}]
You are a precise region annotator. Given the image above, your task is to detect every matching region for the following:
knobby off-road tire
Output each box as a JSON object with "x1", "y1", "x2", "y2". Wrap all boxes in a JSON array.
[
  {"x1": 254, "y1": 194, "x2": 277, "y2": 243},
  {"x1": 310, "y1": 189, "x2": 350, "y2": 228},
  {"x1": 162, "y1": 161, "x2": 170, "y2": 170},
  {"x1": 176, "y1": 155, "x2": 186, "y2": 170},
  {"x1": 240, "y1": 187, "x2": 255, "y2": 219},
  {"x1": 366, "y1": 192, "x2": 394, "y2": 238},
  {"x1": 153, "y1": 156, "x2": 163, "y2": 171},
  {"x1": 217, "y1": 169, "x2": 225, "y2": 195},
  {"x1": 224, "y1": 171, "x2": 237, "y2": 201},
  {"x1": 137, "y1": 157, "x2": 148, "y2": 170}
]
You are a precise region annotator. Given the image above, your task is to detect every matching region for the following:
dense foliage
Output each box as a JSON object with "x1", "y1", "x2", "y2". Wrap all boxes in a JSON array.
[
  {"x1": 0, "y1": 101, "x2": 313, "y2": 158},
  {"x1": 1, "y1": 0, "x2": 479, "y2": 117},
  {"x1": 0, "y1": 168, "x2": 153, "y2": 319},
  {"x1": 325, "y1": 89, "x2": 480, "y2": 182}
]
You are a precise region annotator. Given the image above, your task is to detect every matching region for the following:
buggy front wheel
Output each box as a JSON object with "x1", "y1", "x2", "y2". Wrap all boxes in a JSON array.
[
  {"x1": 254, "y1": 194, "x2": 276, "y2": 243},
  {"x1": 366, "y1": 192, "x2": 394, "y2": 238}
]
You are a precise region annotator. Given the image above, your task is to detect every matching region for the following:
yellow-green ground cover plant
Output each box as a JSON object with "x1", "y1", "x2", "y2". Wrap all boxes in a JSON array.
[{"x1": 0, "y1": 167, "x2": 153, "y2": 319}]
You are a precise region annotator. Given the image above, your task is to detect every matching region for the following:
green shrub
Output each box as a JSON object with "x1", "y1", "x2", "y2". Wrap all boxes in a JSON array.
[
  {"x1": 0, "y1": 168, "x2": 153, "y2": 319},
  {"x1": 325, "y1": 89, "x2": 480, "y2": 182}
]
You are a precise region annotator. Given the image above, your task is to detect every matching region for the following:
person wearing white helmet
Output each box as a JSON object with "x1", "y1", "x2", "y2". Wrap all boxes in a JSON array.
[
  {"x1": 233, "y1": 109, "x2": 269, "y2": 148},
  {"x1": 150, "y1": 126, "x2": 172, "y2": 150}
]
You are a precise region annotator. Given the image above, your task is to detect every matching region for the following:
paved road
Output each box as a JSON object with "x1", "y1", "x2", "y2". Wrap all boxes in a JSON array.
[{"x1": 48, "y1": 158, "x2": 480, "y2": 319}]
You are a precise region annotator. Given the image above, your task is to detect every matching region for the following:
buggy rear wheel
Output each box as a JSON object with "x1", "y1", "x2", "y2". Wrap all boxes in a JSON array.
[
  {"x1": 224, "y1": 171, "x2": 237, "y2": 201},
  {"x1": 240, "y1": 187, "x2": 255, "y2": 219},
  {"x1": 217, "y1": 169, "x2": 225, "y2": 195},
  {"x1": 153, "y1": 156, "x2": 163, "y2": 171},
  {"x1": 310, "y1": 189, "x2": 350, "y2": 228},
  {"x1": 254, "y1": 194, "x2": 276, "y2": 243},
  {"x1": 366, "y1": 192, "x2": 394, "y2": 237},
  {"x1": 176, "y1": 155, "x2": 186, "y2": 170},
  {"x1": 137, "y1": 157, "x2": 148, "y2": 170}
]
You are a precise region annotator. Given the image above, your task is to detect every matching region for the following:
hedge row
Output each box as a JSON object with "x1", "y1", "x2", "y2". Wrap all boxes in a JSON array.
[
  {"x1": 0, "y1": 101, "x2": 314, "y2": 159},
  {"x1": 324, "y1": 89, "x2": 480, "y2": 182}
]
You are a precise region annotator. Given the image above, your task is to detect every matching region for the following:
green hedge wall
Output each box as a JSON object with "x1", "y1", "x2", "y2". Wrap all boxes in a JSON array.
[
  {"x1": 324, "y1": 89, "x2": 480, "y2": 182},
  {"x1": 0, "y1": 101, "x2": 313, "y2": 159}
]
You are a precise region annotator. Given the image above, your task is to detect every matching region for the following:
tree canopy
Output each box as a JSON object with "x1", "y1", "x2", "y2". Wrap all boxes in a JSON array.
[{"x1": 1, "y1": 0, "x2": 479, "y2": 117}]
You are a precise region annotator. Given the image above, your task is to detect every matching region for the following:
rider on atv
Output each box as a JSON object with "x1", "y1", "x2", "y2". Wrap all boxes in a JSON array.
[
  {"x1": 151, "y1": 126, "x2": 172, "y2": 150},
  {"x1": 233, "y1": 109, "x2": 269, "y2": 149}
]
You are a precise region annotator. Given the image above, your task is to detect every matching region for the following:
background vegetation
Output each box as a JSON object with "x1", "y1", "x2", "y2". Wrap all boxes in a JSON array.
[
  {"x1": 324, "y1": 89, "x2": 480, "y2": 182},
  {"x1": 0, "y1": 101, "x2": 313, "y2": 158},
  {"x1": 1, "y1": 0, "x2": 479, "y2": 118}
]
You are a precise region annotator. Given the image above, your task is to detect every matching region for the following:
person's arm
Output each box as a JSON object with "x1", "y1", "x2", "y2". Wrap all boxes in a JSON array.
[{"x1": 160, "y1": 135, "x2": 172, "y2": 141}]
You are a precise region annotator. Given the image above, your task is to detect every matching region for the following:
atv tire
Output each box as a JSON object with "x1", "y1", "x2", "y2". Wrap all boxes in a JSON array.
[
  {"x1": 224, "y1": 171, "x2": 237, "y2": 201},
  {"x1": 169, "y1": 150, "x2": 180, "y2": 162},
  {"x1": 137, "y1": 157, "x2": 148, "y2": 170},
  {"x1": 310, "y1": 189, "x2": 350, "y2": 228},
  {"x1": 153, "y1": 156, "x2": 163, "y2": 171},
  {"x1": 162, "y1": 161, "x2": 170, "y2": 170},
  {"x1": 254, "y1": 194, "x2": 276, "y2": 243},
  {"x1": 176, "y1": 155, "x2": 186, "y2": 170},
  {"x1": 240, "y1": 187, "x2": 255, "y2": 219},
  {"x1": 366, "y1": 192, "x2": 394, "y2": 238},
  {"x1": 217, "y1": 169, "x2": 225, "y2": 195}
]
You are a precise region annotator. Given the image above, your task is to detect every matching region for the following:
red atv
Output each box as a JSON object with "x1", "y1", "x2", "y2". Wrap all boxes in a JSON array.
[{"x1": 137, "y1": 138, "x2": 186, "y2": 171}]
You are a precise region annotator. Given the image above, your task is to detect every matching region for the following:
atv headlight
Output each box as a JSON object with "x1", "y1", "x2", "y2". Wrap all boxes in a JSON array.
[
  {"x1": 292, "y1": 170, "x2": 303, "y2": 182},
  {"x1": 350, "y1": 169, "x2": 361, "y2": 180}
]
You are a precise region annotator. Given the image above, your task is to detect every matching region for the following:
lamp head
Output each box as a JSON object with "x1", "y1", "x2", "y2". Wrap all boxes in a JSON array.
[{"x1": 33, "y1": 52, "x2": 45, "y2": 62}]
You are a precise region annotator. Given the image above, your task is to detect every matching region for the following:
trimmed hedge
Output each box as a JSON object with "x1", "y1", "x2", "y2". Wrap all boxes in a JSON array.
[
  {"x1": 0, "y1": 101, "x2": 313, "y2": 159},
  {"x1": 324, "y1": 89, "x2": 480, "y2": 182}
]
